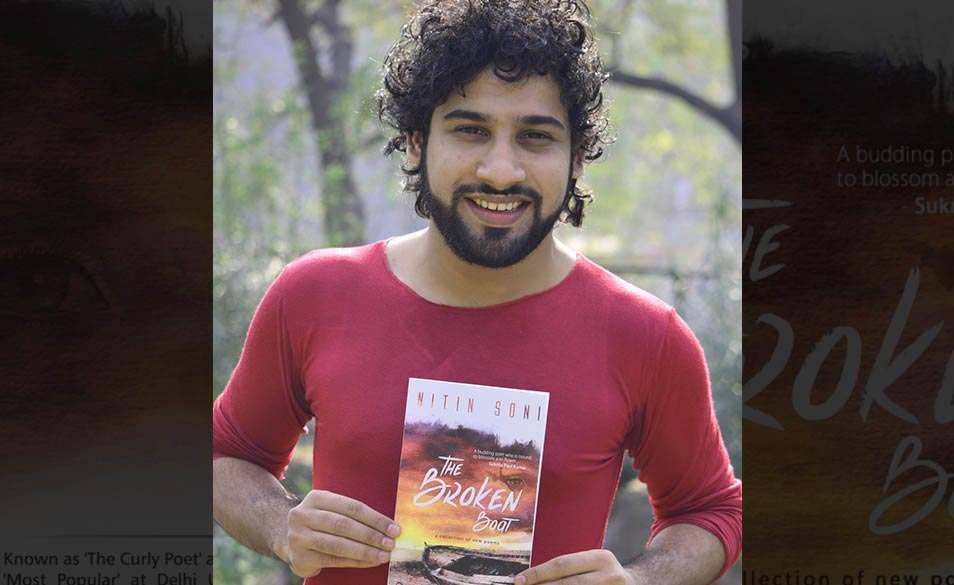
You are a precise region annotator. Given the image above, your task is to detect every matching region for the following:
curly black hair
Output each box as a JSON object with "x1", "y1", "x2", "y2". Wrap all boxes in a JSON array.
[{"x1": 376, "y1": 0, "x2": 612, "y2": 227}]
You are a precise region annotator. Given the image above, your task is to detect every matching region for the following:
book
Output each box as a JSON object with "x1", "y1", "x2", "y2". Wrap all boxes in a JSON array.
[{"x1": 387, "y1": 377, "x2": 549, "y2": 585}]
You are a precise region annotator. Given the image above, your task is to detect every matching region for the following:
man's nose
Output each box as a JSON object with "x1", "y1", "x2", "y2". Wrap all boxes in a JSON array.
[{"x1": 475, "y1": 138, "x2": 527, "y2": 190}]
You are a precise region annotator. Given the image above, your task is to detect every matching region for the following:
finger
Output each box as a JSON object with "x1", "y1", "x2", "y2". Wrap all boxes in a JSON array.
[
  {"x1": 315, "y1": 551, "x2": 389, "y2": 569},
  {"x1": 516, "y1": 551, "x2": 606, "y2": 584},
  {"x1": 514, "y1": 573, "x2": 600, "y2": 585},
  {"x1": 286, "y1": 548, "x2": 382, "y2": 578},
  {"x1": 301, "y1": 509, "x2": 397, "y2": 551},
  {"x1": 305, "y1": 531, "x2": 393, "y2": 565},
  {"x1": 517, "y1": 572, "x2": 608, "y2": 585},
  {"x1": 305, "y1": 490, "x2": 401, "y2": 537}
]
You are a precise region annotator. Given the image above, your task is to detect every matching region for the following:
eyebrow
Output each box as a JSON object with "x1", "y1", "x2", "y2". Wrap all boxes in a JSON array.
[{"x1": 443, "y1": 109, "x2": 566, "y2": 131}]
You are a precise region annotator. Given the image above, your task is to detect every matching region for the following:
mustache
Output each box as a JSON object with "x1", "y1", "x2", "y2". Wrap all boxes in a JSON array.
[{"x1": 452, "y1": 183, "x2": 542, "y2": 203}]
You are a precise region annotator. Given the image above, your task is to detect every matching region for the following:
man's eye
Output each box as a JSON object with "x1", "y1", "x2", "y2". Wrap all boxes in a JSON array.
[
  {"x1": 522, "y1": 131, "x2": 551, "y2": 141},
  {"x1": 0, "y1": 255, "x2": 107, "y2": 315},
  {"x1": 456, "y1": 126, "x2": 485, "y2": 135}
]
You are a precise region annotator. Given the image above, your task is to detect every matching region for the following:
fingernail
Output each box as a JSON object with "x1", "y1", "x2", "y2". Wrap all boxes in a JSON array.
[
  {"x1": 515, "y1": 576, "x2": 526, "y2": 585},
  {"x1": 382, "y1": 537, "x2": 395, "y2": 549},
  {"x1": 378, "y1": 551, "x2": 390, "y2": 562},
  {"x1": 387, "y1": 523, "x2": 401, "y2": 537}
]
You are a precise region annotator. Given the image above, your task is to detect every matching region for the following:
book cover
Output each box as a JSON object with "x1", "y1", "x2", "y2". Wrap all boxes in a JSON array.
[
  {"x1": 387, "y1": 378, "x2": 549, "y2": 585},
  {"x1": 744, "y1": 3, "x2": 954, "y2": 580}
]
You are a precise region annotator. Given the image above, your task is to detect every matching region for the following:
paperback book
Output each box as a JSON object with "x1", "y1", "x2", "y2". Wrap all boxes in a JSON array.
[{"x1": 387, "y1": 378, "x2": 549, "y2": 585}]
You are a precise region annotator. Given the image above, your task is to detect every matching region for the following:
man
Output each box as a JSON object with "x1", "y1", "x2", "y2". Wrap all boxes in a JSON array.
[{"x1": 213, "y1": 1, "x2": 741, "y2": 584}]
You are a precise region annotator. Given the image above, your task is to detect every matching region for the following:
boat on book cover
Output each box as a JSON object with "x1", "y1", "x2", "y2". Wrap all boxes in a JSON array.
[
  {"x1": 421, "y1": 544, "x2": 531, "y2": 585},
  {"x1": 387, "y1": 379, "x2": 548, "y2": 585}
]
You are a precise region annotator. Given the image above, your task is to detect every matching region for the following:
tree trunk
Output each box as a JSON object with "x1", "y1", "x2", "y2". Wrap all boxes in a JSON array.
[{"x1": 277, "y1": 0, "x2": 365, "y2": 247}]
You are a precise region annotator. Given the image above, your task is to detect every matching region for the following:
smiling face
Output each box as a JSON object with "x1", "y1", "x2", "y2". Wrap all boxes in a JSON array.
[{"x1": 408, "y1": 68, "x2": 584, "y2": 268}]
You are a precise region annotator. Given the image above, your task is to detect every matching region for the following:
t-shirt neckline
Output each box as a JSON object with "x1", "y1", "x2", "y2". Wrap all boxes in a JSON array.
[{"x1": 375, "y1": 238, "x2": 583, "y2": 312}]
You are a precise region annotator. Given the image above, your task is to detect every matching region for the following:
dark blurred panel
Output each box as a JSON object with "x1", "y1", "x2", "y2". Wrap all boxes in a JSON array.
[
  {"x1": 744, "y1": 0, "x2": 954, "y2": 581},
  {"x1": 0, "y1": 0, "x2": 211, "y2": 551}
]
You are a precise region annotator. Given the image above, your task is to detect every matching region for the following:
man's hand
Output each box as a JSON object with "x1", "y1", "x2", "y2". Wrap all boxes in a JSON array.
[
  {"x1": 515, "y1": 550, "x2": 636, "y2": 585},
  {"x1": 281, "y1": 490, "x2": 402, "y2": 579}
]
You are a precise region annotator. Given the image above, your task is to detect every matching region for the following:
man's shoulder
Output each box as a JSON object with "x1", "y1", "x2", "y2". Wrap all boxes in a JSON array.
[
  {"x1": 570, "y1": 255, "x2": 692, "y2": 378},
  {"x1": 573, "y1": 254, "x2": 674, "y2": 325},
  {"x1": 276, "y1": 240, "x2": 387, "y2": 296}
]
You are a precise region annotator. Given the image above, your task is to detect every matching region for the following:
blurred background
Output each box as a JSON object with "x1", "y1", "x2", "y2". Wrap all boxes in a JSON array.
[{"x1": 212, "y1": 0, "x2": 741, "y2": 582}]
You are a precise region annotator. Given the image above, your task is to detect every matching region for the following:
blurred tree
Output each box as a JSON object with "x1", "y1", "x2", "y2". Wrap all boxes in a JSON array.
[
  {"x1": 600, "y1": 0, "x2": 740, "y2": 143},
  {"x1": 273, "y1": 0, "x2": 364, "y2": 246}
]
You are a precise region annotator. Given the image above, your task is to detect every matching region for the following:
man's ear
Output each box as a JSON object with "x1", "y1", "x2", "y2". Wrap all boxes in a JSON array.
[
  {"x1": 571, "y1": 149, "x2": 585, "y2": 180},
  {"x1": 406, "y1": 131, "x2": 424, "y2": 165}
]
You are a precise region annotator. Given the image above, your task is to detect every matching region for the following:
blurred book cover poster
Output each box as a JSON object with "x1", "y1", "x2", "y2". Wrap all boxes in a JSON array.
[
  {"x1": 0, "y1": 0, "x2": 212, "y2": 576},
  {"x1": 743, "y1": 0, "x2": 954, "y2": 582}
]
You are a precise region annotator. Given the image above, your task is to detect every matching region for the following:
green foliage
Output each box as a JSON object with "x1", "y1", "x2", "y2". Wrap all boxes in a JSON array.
[
  {"x1": 213, "y1": 523, "x2": 286, "y2": 585},
  {"x1": 214, "y1": 8, "x2": 320, "y2": 395}
]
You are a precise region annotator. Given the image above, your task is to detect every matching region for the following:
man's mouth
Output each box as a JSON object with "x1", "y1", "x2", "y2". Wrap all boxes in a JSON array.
[
  {"x1": 464, "y1": 195, "x2": 530, "y2": 227},
  {"x1": 469, "y1": 198, "x2": 528, "y2": 212},
  {"x1": 463, "y1": 196, "x2": 530, "y2": 226}
]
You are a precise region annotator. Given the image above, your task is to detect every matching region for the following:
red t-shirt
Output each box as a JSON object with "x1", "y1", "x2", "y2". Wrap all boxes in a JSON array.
[{"x1": 213, "y1": 241, "x2": 742, "y2": 584}]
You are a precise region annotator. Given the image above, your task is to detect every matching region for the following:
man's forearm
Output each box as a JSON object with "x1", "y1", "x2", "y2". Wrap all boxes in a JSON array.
[
  {"x1": 625, "y1": 523, "x2": 726, "y2": 585},
  {"x1": 213, "y1": 457, "x2": 300, "y2": 562}
]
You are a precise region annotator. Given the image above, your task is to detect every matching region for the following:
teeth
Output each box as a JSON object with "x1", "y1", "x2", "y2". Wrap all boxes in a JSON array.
[{"x1": 474, "y1": 199, "x2": 522, "y2": 212}]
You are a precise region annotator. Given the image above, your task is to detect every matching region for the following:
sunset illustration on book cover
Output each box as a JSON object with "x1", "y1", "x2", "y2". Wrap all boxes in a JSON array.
[{"x1": 387, "y1": 378, "x2": 549, "y2": 585}]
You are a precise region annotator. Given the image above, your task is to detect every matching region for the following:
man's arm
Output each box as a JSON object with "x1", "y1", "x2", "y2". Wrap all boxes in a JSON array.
[
  {"x1": 626, "y1": 523, "x2": 725, "y2": 584},
  {"x1": 212, "y1": 267, "x2": 400, "y2": 578},
  {"x1": 519, "y1": 308, "x2": 740, "y2": 585},
  {"x1": 213, "y1": 457, "x2": 298, "y2": 561},
  {"x1": 213, "y1": 457, "x2": 401, "y2": 579},
  {"x1": 515, "y1": 523, "x2": 723, "y2": 585}
]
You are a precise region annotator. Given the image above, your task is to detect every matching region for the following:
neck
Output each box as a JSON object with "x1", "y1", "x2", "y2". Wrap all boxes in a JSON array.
[{"x1": 387, "y1": 226, "x2": 577, "y2": 308}]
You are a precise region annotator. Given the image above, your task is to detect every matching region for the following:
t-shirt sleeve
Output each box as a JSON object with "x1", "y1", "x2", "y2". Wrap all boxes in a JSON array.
[
  {"x1": 212, "y1": 268, "x2": 311, "y2": 480},
  {"x1": 625, "y1": 307, "x2": 742, "y2": 582}
]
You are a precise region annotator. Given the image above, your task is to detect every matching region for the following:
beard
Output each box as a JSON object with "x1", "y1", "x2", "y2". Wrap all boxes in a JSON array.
[{"x1": 420, "y1": 156, "x2": 570, "y2": 269}]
